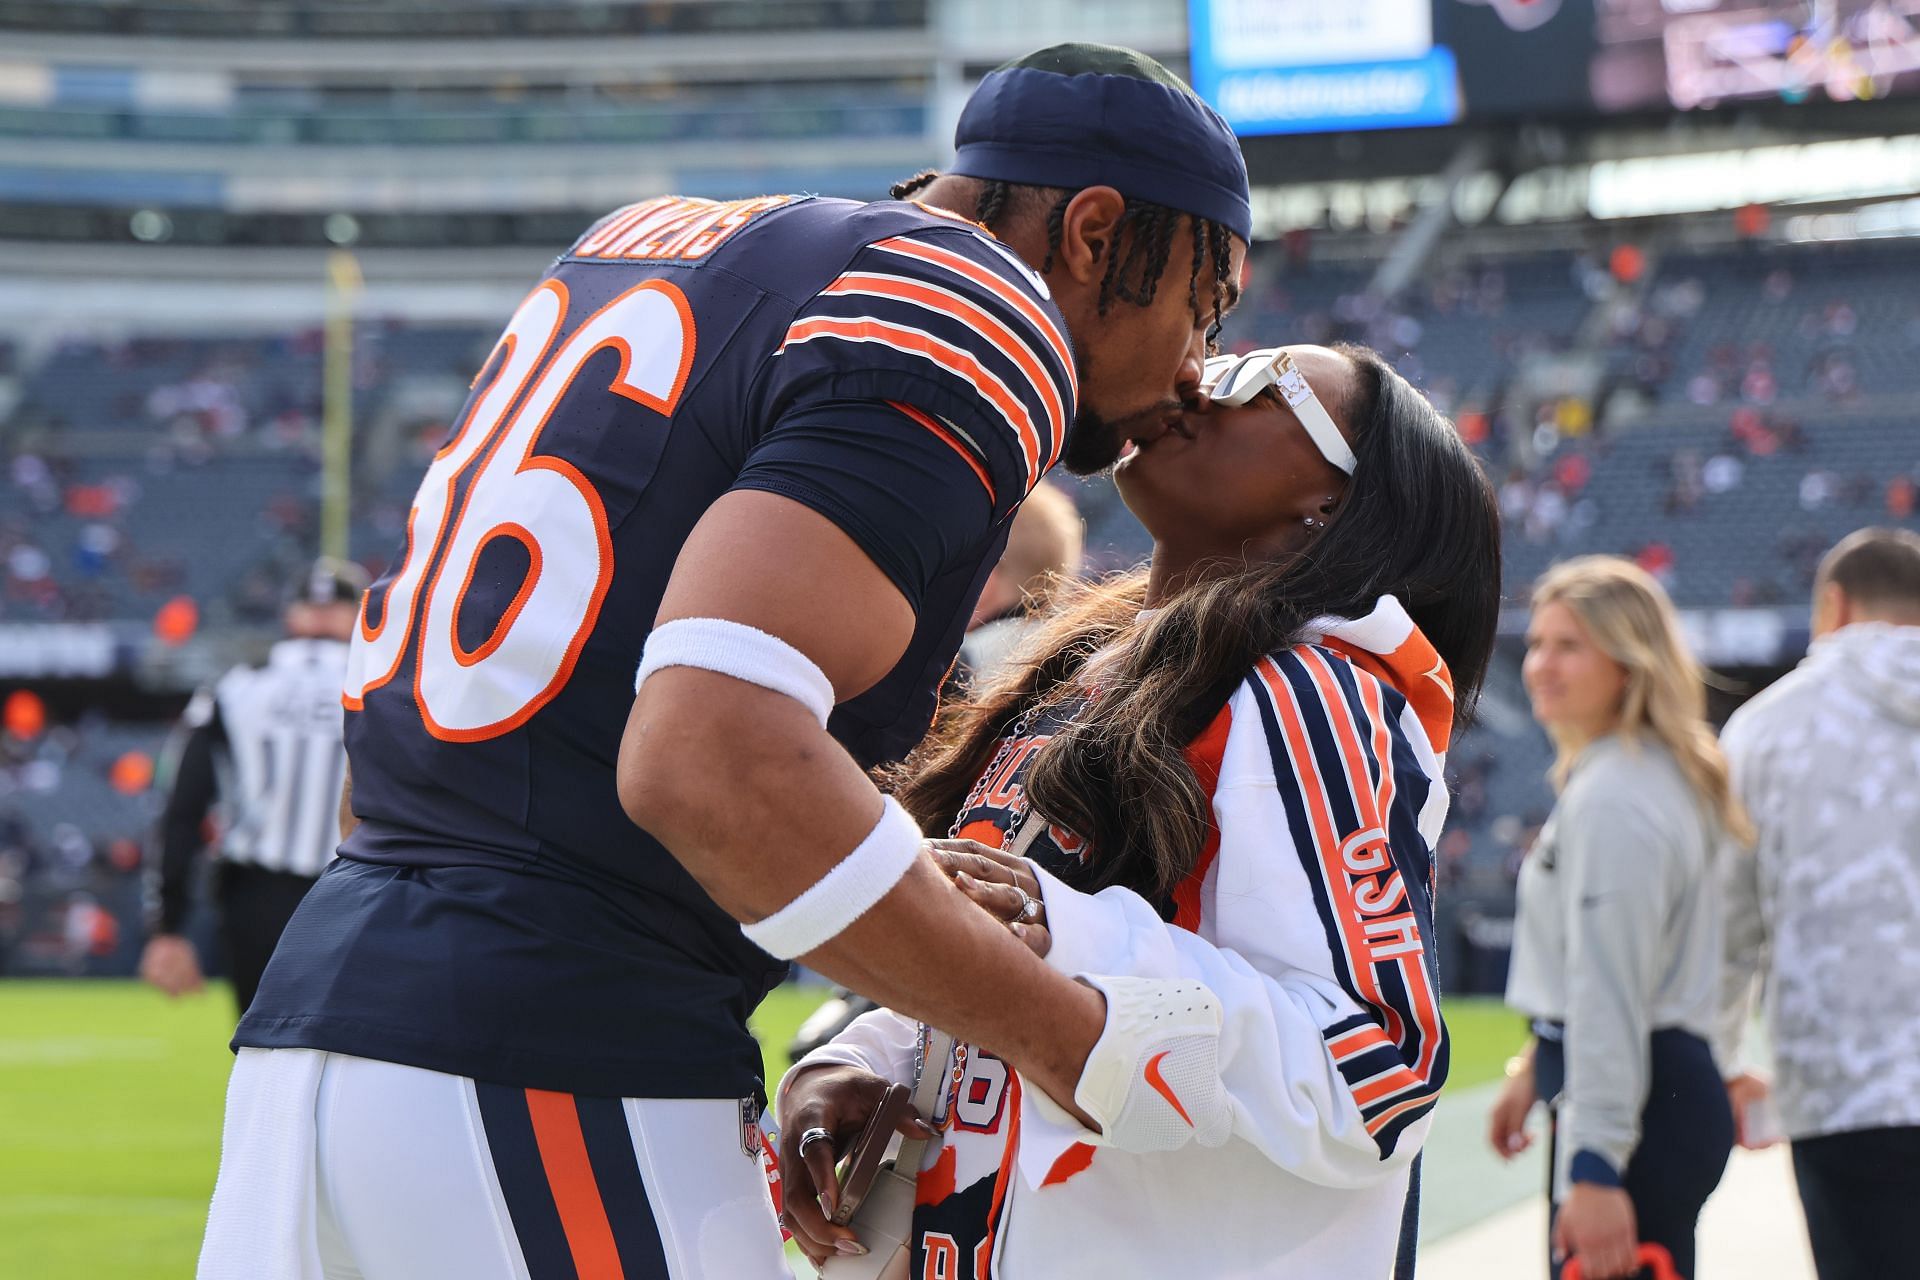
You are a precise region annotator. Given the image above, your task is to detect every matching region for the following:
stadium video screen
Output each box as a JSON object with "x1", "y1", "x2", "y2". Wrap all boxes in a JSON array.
[{"x1": 1190, "y1": 1, "x2": 1920, "y2": 135}]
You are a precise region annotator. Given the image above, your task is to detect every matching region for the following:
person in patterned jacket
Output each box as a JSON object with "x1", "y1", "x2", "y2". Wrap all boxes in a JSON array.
[
  {"x1": 1717, "y1": 527, "x2": 1920, "y2": 1280},
  {"x1": 777, "y1": 343, "x2": 1502, "y2": 1278}
]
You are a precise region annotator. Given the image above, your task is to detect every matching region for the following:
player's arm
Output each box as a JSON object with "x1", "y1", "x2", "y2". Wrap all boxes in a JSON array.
[
  {"x1": 618, "y1": 487, "x2": 1104, "y2": 1115},
  {"x1": 142, "y1": 692, "x2": 223, "y2": 996}
]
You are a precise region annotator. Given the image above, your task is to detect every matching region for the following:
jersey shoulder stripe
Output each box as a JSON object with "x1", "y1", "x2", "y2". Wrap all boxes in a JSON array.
[
  {"x1": 869, "y1": 235, "x2": 1076, "y2": 404},
  {"x1": 776, "y1": 226, "x2": 1074, "y2": 492},
  {"x1": 822, "y1": 270, "x2": 1067, "y2": 471},
  {"x1": 780, "y1": 313, "x2": 1049, "y2": 492}
]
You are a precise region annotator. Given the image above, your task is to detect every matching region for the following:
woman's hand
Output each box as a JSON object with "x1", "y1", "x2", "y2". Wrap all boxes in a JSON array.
[
  {"x1": 1487, "y1": 1063, "x2": 1537, "y2": 1160},
  {"x1": 927, "y1": 838, "x2": 1050, "y2": 958},
  {"x1": 1552, "y1": 1183, "x2": 1640, "y2": 1279},
  {"x1": 1726, "y1": 1070, "x2": 1777, "y2": 1150},
  {"x1": 777, "y1": 1064, "x2": 933, "y2": 1268}
]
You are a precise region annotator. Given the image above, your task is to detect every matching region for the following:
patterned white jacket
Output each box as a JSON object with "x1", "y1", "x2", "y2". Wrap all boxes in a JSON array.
[{"x1": 1717, "y1": 621, "x2": 1920, "y2": 1140}]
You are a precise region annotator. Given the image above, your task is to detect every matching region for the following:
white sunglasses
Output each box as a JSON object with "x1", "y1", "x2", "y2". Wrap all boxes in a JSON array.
[{"x1": 1201, "y1": 349, "x2": 1357, "y2": 476}]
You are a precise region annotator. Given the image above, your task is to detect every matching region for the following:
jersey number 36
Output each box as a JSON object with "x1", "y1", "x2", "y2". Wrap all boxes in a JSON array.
[{"x1": 342, "y1": 278, "x2": 695, "y2": 740}]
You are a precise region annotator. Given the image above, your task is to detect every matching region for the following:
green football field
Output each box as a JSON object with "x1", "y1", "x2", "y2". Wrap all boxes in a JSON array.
[{"x1": 0, "y1": 980, "x2": 1518, "y2": 1279}]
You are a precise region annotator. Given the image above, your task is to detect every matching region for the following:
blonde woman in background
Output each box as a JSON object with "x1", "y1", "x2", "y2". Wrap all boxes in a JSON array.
[{"x1": 1488, "y1": 557, "x2": 1749, "y2": 1280}]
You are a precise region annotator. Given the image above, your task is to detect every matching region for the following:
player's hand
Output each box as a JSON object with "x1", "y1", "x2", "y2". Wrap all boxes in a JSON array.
[
  {"x1": 927, "y1": 839, "x2": 1050, "y2": 957},
  {"x1": 1726, "y1": 1070, "x2": 1777, "y2": 1149},
  {"x1": 139, "y1": 935, "x2": 205, "y2": 998},
  {"x1": 777, "y1": 1064, "x2": 933, "y2": 1267},
  {"x1": 1553, "y1": 1182, "x2": 1639, "y2": 1279},
  {"x1": 1487, "y1": 1067, "x2": 1536, "y2": 1160}
]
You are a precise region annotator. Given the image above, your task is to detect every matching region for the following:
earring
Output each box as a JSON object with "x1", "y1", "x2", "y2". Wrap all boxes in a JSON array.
[{"x1": 1303, "y1": 516, "x2": 1324, "y2": 530}]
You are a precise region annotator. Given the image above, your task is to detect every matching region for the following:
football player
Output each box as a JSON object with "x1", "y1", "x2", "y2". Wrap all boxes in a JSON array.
[{"x1": 200, "y1": 45, "x2": 1251, "y2": 1279}]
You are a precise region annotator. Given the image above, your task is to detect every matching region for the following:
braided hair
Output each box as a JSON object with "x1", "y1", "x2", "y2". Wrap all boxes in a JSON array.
[{"x1": 887, "y1": 171, "x2": 1236, "y2": 331}]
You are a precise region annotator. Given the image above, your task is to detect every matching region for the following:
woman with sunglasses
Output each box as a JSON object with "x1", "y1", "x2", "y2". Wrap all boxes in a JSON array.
[{"x1": 776, "y1": 343, "x2": 1502, "y2": 1278}]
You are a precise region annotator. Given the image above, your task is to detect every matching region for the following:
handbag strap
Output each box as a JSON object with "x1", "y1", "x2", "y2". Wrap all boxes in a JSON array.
[{"x1": 890, "y1": 1025, "x2": 956, "y2": 1179}]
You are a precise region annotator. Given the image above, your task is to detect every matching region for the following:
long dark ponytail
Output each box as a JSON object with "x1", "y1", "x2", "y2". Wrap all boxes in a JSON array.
[{"x1": 894, "y1": 345, "x2": 1503, "y2": 899}]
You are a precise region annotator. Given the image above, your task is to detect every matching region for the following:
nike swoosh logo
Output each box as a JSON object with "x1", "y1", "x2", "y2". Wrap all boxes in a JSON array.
[{"x1": 1144, "y1": 1051, "x2": 1194, "y2": 1128}]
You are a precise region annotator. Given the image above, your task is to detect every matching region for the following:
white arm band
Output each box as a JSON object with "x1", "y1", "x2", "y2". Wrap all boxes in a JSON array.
[
  {"x1": 634, "y1": 617, "x2": 835, "y2": 728},
  {"x1": 741, "y1": 795, "x2": 923, "y2": 959}
]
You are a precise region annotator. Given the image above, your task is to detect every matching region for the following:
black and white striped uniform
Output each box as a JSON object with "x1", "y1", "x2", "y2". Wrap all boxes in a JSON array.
[{"x1": 154, "y1": 637, "x2": 349, "y2": 1010}]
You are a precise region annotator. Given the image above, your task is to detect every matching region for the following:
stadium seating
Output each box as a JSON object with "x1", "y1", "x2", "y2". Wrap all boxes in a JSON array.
[{"x1": 7, "y1": 226, "x2": 1920, "y2": 974}]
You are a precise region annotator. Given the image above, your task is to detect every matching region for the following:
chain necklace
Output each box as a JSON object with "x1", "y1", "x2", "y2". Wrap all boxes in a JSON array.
[
  {"x1": 947, "y1": 701, "x2": 1043, "y2": 840},
  {"x1": 922, "y1": 700, "x2": 1050, "y2": 1121}
]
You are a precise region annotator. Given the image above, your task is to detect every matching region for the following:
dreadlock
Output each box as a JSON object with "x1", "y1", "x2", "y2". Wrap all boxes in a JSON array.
[
  {"x1": 888, "y1": 169, "x2": 940, "y2": 201},
  {"x1": 887, "y1": 171, "x2": 1237, "y2": 331}
]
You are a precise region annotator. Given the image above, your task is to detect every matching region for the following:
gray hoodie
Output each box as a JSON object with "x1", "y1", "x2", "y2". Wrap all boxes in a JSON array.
[
  {"x1": 1717, "y1": 621, "x2": 1920, "y2": 1140},
  {"x1": 1506, "y1": 734, "x2": 1725, "y2": 1189}
]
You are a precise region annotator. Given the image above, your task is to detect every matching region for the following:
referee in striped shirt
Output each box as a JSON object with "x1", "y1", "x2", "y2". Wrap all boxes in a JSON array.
[{"x1": 139, "y1": 558, "x2": 368, "y2": 1015}]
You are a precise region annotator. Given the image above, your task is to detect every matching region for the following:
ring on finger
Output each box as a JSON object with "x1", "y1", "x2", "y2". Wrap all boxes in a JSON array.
[
  {"x1": 797, "y1": 1126, "x2": 833, "y2": 1155},
  {"x1": 1013, "y1": 886, "x2": 1041, "y2": 923}
]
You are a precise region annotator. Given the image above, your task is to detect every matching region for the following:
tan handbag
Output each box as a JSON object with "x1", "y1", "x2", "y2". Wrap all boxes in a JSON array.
[{"x1": 817, "y1": 1026, "x2": 954, "y2": 1280}]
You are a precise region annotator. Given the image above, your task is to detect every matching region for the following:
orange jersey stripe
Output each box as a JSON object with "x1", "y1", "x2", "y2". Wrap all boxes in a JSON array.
[
  {"x1": 887, "y1": 400, "x2": 997, "y2": 504},
  {"x1": 782, "y1": 316, "x2": 1042, "y2": 488},
  {"x1": 828, "y1": 272, "x2": 1063, "y2": 464},
  {"x1": 523, "y1": 1089, "x2": 627, "y2": 1280},
  {"x1": 872, "y1": 236, "x2": 1076, "y2": 460}
]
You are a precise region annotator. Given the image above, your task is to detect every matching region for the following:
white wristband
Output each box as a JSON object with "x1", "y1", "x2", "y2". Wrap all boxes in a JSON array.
[
  {"x1": 742, "y1": 796, "x2": 923, "y2": 959},
  {"x1": 635, "y1": 617, "x2": 835, "y2": 728}
]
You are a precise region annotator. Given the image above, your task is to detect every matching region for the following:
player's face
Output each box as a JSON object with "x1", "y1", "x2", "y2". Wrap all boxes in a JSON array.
[
  {"x1": 1057, "y1": 225, "x2": 1247, "y2": 476},
  {"x1": 1114, "y1": 345, "x2": 1355, "y2": 563}
]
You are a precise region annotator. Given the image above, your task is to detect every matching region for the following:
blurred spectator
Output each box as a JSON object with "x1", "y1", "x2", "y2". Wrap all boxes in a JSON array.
[
  {"x1": 1493, "y1": 557, "x2": 1743, "y2": 1280},
  {"x1": 1717, "y1": 528, "x2": 1920, "y2": 1280},
  {"x1": 153, "y1": 595, "x2": 199, "y2": 646},
  {"x1": 4, "y1": 690, "x2": 46, "y2": 742},
  {"x1": 1888, "y1": 475, "x2": 1916, "y2": 520}
]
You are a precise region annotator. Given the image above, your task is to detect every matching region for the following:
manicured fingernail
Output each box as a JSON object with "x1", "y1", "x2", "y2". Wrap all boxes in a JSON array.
[
  {"x1": 957, "y1": 871, "x2": 978, "y2": 888},
  {"x1": 1010, "y1": 922, "x2": 1028, "y2": 938},
  {"x1": 836, "y1": 1240, "x2": 868, "y2": 1256}
]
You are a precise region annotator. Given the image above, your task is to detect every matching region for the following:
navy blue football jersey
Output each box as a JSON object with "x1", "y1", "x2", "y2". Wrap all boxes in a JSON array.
[{"x1": 236, "y1": 196, "x2": 1077, "y2": 1098}]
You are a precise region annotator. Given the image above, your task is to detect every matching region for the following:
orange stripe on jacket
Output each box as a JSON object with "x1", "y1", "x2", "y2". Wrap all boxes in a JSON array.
[
  {"x1": 1255, "y1": 657, "x2": 1380, "y2": 1008},
  {"x1": 1299, "y1": 648, "x2": 1445, "y2": 1090},
  {"x1": 886, "y1": 401, "x2": 997, "y2": 505},
  {"x1": 1322, "y1": 629, "x2": 1454, "y2": 755},
  {"x1": 1328, "y1": 1024, "x2": 1394, "y2": 1060},
  {"x1": 979, "y1": 1072, "x2": 1023, "y2": 1280},
  {"x1": 523, "y1": 1089, "x2": 626, "y2": 1280},
  {"x1": 1171, "y1": 702, "x2": 1233, "y2": 932},
  {"x1": 1298, "y1": 650, "x2": 1408, "y2": 1047},
  {"x1": 1351, "y1": 1064, "x2": 1429, "y2": 1108},
  {"x1": 1365, "y1": 1090, "x2": 1437, "y2": 1137},
  {"x1": 828, "y1": 273, "x2": 1064, "y2": 465},
  {"x1": 1348, "y1": 665, "x2": 1445, "y2": 1085},
  {"x1": 781, "y1": 316, "x2": 1042, "y2": 488}
]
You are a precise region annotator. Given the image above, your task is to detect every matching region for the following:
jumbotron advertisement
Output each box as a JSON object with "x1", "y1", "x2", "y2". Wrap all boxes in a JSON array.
[{"x1": 1189, "y1": 0, "x2": 1920, "y2": 135}]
